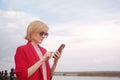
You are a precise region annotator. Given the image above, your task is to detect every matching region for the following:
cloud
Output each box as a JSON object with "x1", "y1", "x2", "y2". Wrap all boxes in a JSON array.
[
  {"x1": 0, "y1": 10, "x2": 40, "y2": 71},
  {"x1": 47, "y1": 19, "x2": 120, "y2": 71},
  {"x1": 2, "y1": 0, "x2": 120, "y2": 24}
]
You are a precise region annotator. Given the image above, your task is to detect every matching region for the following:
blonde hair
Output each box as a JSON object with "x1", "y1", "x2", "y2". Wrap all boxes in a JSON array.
[{"x1": 24, "y1": 20, "x2": 49, "y2": 41}]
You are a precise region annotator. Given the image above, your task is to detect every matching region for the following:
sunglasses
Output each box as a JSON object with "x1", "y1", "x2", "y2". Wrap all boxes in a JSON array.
[{"x1": 39, "y1": 32, "x2": 48, "y2": 38}]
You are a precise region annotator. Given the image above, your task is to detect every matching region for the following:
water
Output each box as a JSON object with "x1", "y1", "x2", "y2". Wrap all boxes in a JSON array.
[{"x1": 52, "y1": 76, "x2": 120, "y2": 80}]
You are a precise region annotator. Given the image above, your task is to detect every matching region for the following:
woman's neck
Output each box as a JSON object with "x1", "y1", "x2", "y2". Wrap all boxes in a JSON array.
[{"x1": 31, "y1": 41, "x2": 39, "y2": 48}]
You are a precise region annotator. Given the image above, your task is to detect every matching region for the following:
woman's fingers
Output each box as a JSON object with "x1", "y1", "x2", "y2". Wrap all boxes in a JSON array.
[{"x1": 53, "y1": 51, "x2": 61, "y2": 59}]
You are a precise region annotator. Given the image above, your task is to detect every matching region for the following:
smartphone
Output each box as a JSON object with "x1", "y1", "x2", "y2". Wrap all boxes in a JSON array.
[
  {"x1": 53, "y1": 44, "x2": 65, "y2": 58},
  {"x1": 57, "y1": 44, "x2": 66, "y2": 53}
]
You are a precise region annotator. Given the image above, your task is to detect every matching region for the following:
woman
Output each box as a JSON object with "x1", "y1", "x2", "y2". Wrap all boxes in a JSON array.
[{"x1": 14, "y1": 20, "x2": 61, "y2": 80}]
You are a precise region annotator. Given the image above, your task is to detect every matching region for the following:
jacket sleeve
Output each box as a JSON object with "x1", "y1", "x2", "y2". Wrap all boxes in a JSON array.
[{"x1": 14, "y1": 47, "x2": 28, "y2": 80}]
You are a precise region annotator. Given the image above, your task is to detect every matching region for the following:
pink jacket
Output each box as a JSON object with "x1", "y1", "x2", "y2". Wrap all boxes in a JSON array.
[{"x1": 14, "y1": 42, "x2": 51, "y2": 80}]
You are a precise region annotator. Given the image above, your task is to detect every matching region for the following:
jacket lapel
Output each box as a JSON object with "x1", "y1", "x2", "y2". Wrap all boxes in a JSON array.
[
  {"x1": 27, "y1": 42, "x2": 44, "y2": 78},
  {"x1": 27, "y1": 42, "x2": 40, "y2": 61}
]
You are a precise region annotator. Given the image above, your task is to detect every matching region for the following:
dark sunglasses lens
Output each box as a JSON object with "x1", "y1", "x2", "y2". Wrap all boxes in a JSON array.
[
  {"x1": 45, "y1": 33, "x2": 48, "y2": 36},
  {"x1": 40, "y1": 32, "x2": 44, "y2": 35},
  {"x1": 39, "y1": 32, "x2": 48, "y2": 37}
]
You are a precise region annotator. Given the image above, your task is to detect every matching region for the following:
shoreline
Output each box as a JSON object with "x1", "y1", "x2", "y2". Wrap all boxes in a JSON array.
[{"x1": 54, "y1": 71, "x2": 120, "y2": 77}]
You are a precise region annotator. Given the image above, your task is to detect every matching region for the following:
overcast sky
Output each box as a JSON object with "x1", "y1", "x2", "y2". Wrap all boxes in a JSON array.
[{"x1": 0, "y1": 0, "x2": 120, "y2": 72}]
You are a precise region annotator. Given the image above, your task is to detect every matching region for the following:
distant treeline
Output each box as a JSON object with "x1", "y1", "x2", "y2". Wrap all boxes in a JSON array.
[{"x1": 54, "y1": 71, "x2": 120, "y2": 77}]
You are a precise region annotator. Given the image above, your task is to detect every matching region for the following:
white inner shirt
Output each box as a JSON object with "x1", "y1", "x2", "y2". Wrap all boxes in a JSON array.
[{"x1": 35, "y1": 47, "x2": 47, "y2": 80}]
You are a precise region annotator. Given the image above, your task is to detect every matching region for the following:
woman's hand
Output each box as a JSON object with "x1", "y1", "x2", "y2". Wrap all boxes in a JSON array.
[
  {"x1": 41, "y1": 51, "x2": 53, "y2": 62},
  {"x1": 53, "y1": 51, "x2": 62, "y2": 63}
]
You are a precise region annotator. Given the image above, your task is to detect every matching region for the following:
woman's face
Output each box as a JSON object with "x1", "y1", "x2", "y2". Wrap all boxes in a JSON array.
[{"x1": 31, "y1": 31, "x2": 48, "y2": 44}]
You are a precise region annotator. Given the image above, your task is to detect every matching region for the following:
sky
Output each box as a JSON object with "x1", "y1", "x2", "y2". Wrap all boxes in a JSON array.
[{"x1": 0, "y1": 0, "x2": 120, "y2": 72}]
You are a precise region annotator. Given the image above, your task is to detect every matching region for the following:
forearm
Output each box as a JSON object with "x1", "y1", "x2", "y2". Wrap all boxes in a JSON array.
[
  {"x1": 51, "y1": 51, "x2": 61, "y2": 76},
  {"x1": 51, "y1": 60, "x2": 58, "y2": 76},
  {"x1": 28, "y1": 60, "x2": 44, "y2": 78}
]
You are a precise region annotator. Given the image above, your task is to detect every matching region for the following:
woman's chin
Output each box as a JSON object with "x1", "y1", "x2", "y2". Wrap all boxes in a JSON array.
[{"x1": 39, "y1": 41, "x2": 42, "y2": 44}]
